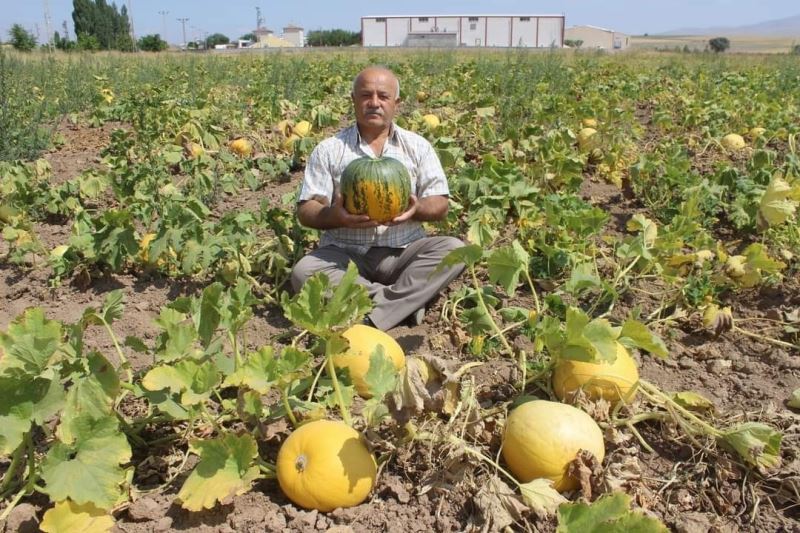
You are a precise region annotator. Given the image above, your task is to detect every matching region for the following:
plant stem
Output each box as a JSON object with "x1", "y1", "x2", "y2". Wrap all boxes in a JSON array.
[
  {"x1": 0, "y1": 441, "x2": 25, "y2": 498},
  {"x1": 282, "y1": 387, "x2": 298, "y2": 427},
  {"x1": 325, "y1": 341, "x2": 351, "y2": 426},
  {"x1": 469, "y1": 265, "x2": 514, "y2": 357},
  {"x1": 522, "y1": 270, "x2": 541, "y2": 315},
  {"x1": 733, "y1": 325, "x2": 798, "y2": 351},
  {"x1": 638, "y1": 380, "x2": 721, "y2": 437}
]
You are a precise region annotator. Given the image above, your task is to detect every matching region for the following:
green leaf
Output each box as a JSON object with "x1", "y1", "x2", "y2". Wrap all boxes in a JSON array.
[
  {"x1": 758, "y1": 176, "x2": 798, "y2": 227},
  {"x1": 281, "y1": 262, "x2": 373, "y2": 335},
  {"x1": 222, "y1": 346, "x2": 277, "y2": 394},
  {"x1": 41, "y1": 415, "x2": 132, "y2": 510},
  {"x1": 0, "y1": 372, "x2": 65, "y2": 455},
  {"x1": 721, "y1": 422, "x2": 782, "y2": 469},
  {"x1": 58, "y1": 353, "x2": 120, "y2": 444},
  {"x1": 565, "y1": 262, "x2": 602, "y2": 295},
  {"x1": 460, "y1": 306, "x2": 494, "y2": 336},
  {"x1": 560, "y1": 307, "x2": 620, "y2": 363},
  {"x1": 142, "y1": 360, "x2": 220, "y2": 406},
  {"x1": 434, "y1": 245, "x2": 483, "y2": 277},
  {"x1": 619, "y1": 319, "x2": 668, "y2": 359},
  {"x1": 557, "y1": 492, "x2": 668, "y2": 533},
  {"x1": 0, "y1": 307, "x2": 63, "y2": 376},
  {"x1": 194, "y1": 283, "x2": 224, "y2": 347},
  {"x1": 671, "y1": 391, "x2": 715, "y2": 411},
  {"x1": 364, "y1": 346, "x2": 398, "y2": 399},
  {"x1": 487, "y1": 240, "x2": 529, "y2": 296},
  {"x1": 40, "y1": 500, "x2": 115, "y2": 533},
  {"x1": 177, "y1": 433, "x2": 260, "y2": 511}
]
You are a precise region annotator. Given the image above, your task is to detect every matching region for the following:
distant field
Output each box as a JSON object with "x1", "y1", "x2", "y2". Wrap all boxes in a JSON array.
[{"x1": 632, "y1": 34, "x2": 798, "y2": 54}]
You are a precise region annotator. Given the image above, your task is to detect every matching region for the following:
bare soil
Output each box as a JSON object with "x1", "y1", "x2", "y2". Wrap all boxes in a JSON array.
[{"x1": 1, "y1": 123, "x2": 799, "y2": 532}]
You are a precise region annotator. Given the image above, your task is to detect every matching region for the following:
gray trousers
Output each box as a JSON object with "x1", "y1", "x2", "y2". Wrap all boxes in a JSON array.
[{"x1": 290, "y1": 236, "x2": 465, "y2": 330}]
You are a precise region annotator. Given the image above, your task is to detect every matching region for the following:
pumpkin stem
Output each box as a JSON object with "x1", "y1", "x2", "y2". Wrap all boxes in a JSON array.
[{"x1": 294, "y1": 454, "x2": 307, "y2": 473}]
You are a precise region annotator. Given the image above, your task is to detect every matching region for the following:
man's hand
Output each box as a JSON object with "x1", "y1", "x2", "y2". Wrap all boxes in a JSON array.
[
  {"x1": 297, "y1": 193, "x2": 379, "y2": 230},
  {"x1": 386, "y1": 195, "x2": 418, "y2": 226}
]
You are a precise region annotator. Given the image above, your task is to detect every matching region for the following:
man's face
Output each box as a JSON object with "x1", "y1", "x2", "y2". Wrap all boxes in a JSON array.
[{"x1": 352, "y1": 69, "x2": 399, "y2": 130}]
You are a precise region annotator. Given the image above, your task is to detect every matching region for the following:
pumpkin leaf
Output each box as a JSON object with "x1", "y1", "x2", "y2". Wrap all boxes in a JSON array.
[
  {"x1": 41, "y1": 415, "x2": 132, "y2": 510},
  {"x1": 142, "y1": 359, "x2": 220, "y2": 406},
  {"x1": 671, "y1": 391, "x2": 715, "y2": 411},
  {"x1": 222, "y1": 346, "x2": 277, "y2": 394},
  {"x1": 57, "y1": 352, "x2": 120, "y2": 444},
  {"x1": 564, "y1": 262, "x2": 603, "y2": 296},
  {"x1": 561, "y1": 307, "x2": 620, "y2": 363},
  {"x1": 281, "y1": 262, "x2": 373, "y2": 335},
  {"x1": 436, "y1": 243, "x2": 483, "y2": 270},
  {"x1": 0, "y1": 307, "x2": 63, "y2": 376},
  {"x1": 473, "y1": 476, "x2": 527, "y2": 531},
  {"x1": 364, "y1": 346, "x2": 398, "y2": 399},
  {"x1": 758, "y1": 176, "x2": 798, "y2": 228},
  {"x1": 720, "y1": 422, "x2": 782, "y2": 470},
  {"x1": 81, "y1": 290, "x2": 124, "y2": 328},
  {"x1": 177, "y1": 433, "x2": 260, "y2": 511},
  {"x1": 619, "y1": 319, "x2": 668, "y2": 358},
  {"x1": 519, "y1": 478, "x2": 567, "y2": 517},
  {"x1": 40, "y1": 500, "x2": 115, "y2": 533},
  {"x1": 487, "y1": 240, "x2": 529, "y2": 296},
  {"x1": 556, "y1": 492, "x2": 668, "y2": 532}
]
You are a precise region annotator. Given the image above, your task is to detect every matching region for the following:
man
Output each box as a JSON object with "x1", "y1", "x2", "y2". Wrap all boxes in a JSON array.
[{"x1": 290, "y1": 66, "x2": 464, "y2": 330}]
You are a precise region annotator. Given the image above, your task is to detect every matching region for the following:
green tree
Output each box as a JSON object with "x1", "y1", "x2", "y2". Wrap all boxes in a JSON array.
[
  {"x1": 239, "y1": 32, "x2": 255, "y2": 42},
  {"x1": 792, "y1": 44, "x2": 800, "y2": 55},
  {"x1": 206, "y1": 33, "x2": 230, "y2": 48},
  {"x1": 564, "y1": 39, "x2": 583, "y2": 48},
  {"x1": 72, "y1": 0, "x2": 132, "y2": 51},
  {"x1": 306, "y1": 29, "x2": 360, "y2": 47},
  {"x1": 9, "y1": 24, "x2": 37, "y2": 51},
  {"x1": 709, "y1": 37, "x2": 730, "y2": 53},
  {"x1": 137, "y1": 33, "x2": 168, "y2": 52}
]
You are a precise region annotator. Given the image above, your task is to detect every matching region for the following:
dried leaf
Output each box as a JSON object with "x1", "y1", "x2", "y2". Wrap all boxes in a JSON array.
[
  {"x1": 473, "y1": 476, "x2": 528, "y2": 530},
  {"x1": 519, "y1": 478, "x2": 567, "y2": 517},
  {"x1": 702, "y1": 304, "x2": 732, "y2": 337},
  {"x1": 566, "y1": 449, "x2": 603, "y2": 500}
]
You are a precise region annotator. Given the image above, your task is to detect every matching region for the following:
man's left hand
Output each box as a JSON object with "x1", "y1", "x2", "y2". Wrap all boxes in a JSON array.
[{"x1": 387, "y1": 195, "x2": 418, "y2": 226}]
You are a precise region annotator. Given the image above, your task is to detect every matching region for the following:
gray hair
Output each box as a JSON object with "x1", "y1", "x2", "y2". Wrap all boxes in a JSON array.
[{"x1": 351, "y1": 66, "x2": 400, "y2": 99}]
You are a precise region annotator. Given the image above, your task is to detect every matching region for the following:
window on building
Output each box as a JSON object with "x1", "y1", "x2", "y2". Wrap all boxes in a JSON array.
[
  {"x1": 375, "y1": 18, "x2": 386, "y2": 22},
  {"x1": 520, "y1": 17, "x2": 530, "y2": 22},
  {"x1": 418, "y1": 17, "x2": 428, "y2": 22},
  {"x1": 468, "y1": 17, "x2": 479, "y2": 22},
  {"x1": 469, "y1": 23, "x2": 477, "y2": 30}
]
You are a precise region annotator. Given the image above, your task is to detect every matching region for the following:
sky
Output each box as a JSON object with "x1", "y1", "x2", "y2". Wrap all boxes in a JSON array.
[{"x1": 1, "y1": 1, "x2": 798, "y2": 45}]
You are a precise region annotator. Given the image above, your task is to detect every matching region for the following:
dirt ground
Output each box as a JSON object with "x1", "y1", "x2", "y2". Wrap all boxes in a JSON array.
[{"x1": 1, "y1": 123, "x2": 799, "y2": 532}]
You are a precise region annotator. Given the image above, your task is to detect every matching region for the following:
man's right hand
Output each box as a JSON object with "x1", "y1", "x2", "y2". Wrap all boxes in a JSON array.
[{"x1": 297, "y1": 193, "x2": 379, "y2": 230}]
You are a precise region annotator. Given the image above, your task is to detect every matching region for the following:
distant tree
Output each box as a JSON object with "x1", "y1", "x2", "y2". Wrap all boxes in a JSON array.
[
  {"x1": 9, "y1": 24, "x2": 37, "y2": 51},
  {"x1": 72, "y1": 0, "x2": 132, "y2": 51},
  {"x1": 306, "y1": 29, "x2": 360, "y2": 47},
  {"x1": 708, "y1": 37, "x2": 730, "y2": 53},
  {"x1": 239, "y1": 32, "x2": 256, "y2": 42},
  {"x1": 77, "y1": 33, "x2": 100, "y2": 51},
  {"x1": 138, "y1": 33, "x2": 168, "y2": 52},
  {"x1": 792, "y1": 44, "x2": 800, "y2": 55},
  {"x1": 205, "y1": 33, "x2": 230, "y2": 48},
  {"x1": 52, "y1": 31, "x2": 76, "y2": 51},
  {"x1": 564, "y1": 39, "x2": 583, "y2": 48}
]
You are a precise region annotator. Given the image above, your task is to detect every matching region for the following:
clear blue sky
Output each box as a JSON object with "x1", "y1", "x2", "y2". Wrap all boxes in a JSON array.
[{"x1": 2, "y1": 1, "x2": 798, "y2": 44}]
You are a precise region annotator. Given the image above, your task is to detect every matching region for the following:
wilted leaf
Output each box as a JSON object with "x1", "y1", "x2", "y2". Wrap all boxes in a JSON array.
[
  {"x1": 519, "y1": 478, "x2": 567, "y2": 517},
  {"x1": 177, "y1": 433, "x2": 260, "y2": 511},
  {"x1": 473, "y1": 476, "x2": 528, "y2": 530},
  {"x1": 758, "y1": 176, "x2": 798, "y2": 228},
  {"x1": 702, "y1": 304, "x2": 733, "y2": 337},
  {"x1": 721, "y1": 422, "x2": 782, "y2": 470},
  {"x1": 671, "y1": 391, "x2": 715, "y2": 411},
  {"x1": 565, "y1": 262, "x2": 603, "y2": 295},
  {"x1": 40, "y1": 500, "x2": 115, "y2": 533},
  {"x1": 626, "y1": 214, "x2": 658, "y2": 248}
]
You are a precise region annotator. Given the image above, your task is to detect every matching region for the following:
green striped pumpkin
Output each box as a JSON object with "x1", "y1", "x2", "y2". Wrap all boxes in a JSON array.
[{"x1": 340, "y1": 156, "x2": 412, "y2": 223}]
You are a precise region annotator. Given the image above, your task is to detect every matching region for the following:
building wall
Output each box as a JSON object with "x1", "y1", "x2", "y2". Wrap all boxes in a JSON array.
[
  {"x1": 282, "y1": 29, "x2": 304, "y2": 47},
  {"x1": 362, "y1": 16, "x2": 564, "y2": 47},
  {"x1": 565, "y1": 26, "x2": 629, "y2": 50}
]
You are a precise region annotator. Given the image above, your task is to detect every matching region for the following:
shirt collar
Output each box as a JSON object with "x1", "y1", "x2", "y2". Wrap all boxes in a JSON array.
[{"x1": 354, "y1": 122, "x2": 399, "y2": 148}]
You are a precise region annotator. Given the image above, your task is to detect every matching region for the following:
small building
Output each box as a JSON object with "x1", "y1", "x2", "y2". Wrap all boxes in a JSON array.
[
  {"x1": 564, "y1": 25, "x2": 629, "y2": 50},
  {"x1": 248, "y1": 26, "x2": 296, "y2": 48},
  {"x1": 361, "y1": 14, "x2": 565, "y2": 48},
  {"x1": 282, "y1": 24, "x2": 305, "y2": 47}
]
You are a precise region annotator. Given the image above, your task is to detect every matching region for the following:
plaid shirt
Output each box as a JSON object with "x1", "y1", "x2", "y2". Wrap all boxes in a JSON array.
[{"x1": 298, "y1": 123, "x2": 449, "y2": 254}]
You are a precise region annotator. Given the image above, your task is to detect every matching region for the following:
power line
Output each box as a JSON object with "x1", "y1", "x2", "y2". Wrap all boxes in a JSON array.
[{"x1": 158, "y1": 10, "x2": 169, "y2": 42}]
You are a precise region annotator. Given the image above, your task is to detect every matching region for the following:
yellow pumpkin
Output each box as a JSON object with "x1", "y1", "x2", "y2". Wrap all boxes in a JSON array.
[
  {"x1": 577, "y1": 127, "x2": 598, "y2": 151},
  {"x1": 416, "y1": 90, "x2": 429, "y2": 103},
  {"x1": 277, "y1": 420, "x2": 377, "y2": 511},
  {"x1": 502, "y1": 400, "x2": 605, "y2": 491},
  {"x1": 552, "y1": 342, "x2": 640, "y2": 404},
  {"x1": 229, "y1": 138, "x2": 252, "y2": 157},
  {"x1": 333, "y1": 324, "x2": 405, "y2": 398},
  {"x1": 138, "y1": 233, "x2": 156, "y2": 263},
  {"x1": 188, "y1": 142, "x2": 205, "y2": 158},
  {"x1": 422, "y1": 114, "x2": 440, "y2": 129},
  {"x1": 748, "y1": 127, "x2": 766, "y2": 139},
  {"x1": 293, "y1": 120, "x2": 312, "y2": 137},
  {"x1": 581, "y1": 118, "x2": 598, "y2": 128},
  {"x1": 276, "y1": 119, "x2": 293, "y2": 137},
  {"x1": 721, "y1": 133, "x2": 746, "y2": 151}
]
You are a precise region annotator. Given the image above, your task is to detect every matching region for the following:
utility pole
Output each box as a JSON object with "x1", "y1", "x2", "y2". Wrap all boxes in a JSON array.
[
  {"x1": 128, "y1": 0, "x2": 137, "y2": 51},
  {"x1": 256, "y1": 6, "x2": 263, "y2": 30},
  {"x1": 43, "y1": 0, "x2": 55, "y2": 52},
  {"x1": 158, "y1": 10, "x2": 169, "y2": 42},
  {"x1": 177, "y1": 17, "x2": 189, "y2": 50}
]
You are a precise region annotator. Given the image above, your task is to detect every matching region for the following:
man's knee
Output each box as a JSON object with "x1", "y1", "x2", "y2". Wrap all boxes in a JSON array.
[
  {"x1": 290, "y1": 255, "x2": 316, "y2": 294},
  {"x1": 440, "y1": 236, "x2": 465, "y2": 252}
]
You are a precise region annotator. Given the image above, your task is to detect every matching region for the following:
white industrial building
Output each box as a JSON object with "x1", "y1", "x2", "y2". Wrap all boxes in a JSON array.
[
  {"x1": 361, "y1": 15, "x2": 565, "y2": 48},
  {"x1": 564, "y1": 25, "x2": 629, "y2": 50}
]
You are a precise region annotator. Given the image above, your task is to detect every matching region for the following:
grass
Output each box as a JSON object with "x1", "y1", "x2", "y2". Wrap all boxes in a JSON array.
[{"x1": 632, "y1": 34, "x2": 799, "y2": 54}]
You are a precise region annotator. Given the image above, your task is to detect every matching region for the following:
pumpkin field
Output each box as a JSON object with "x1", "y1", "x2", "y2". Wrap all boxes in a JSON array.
[{"x1": 1, "y1": 48, "x2": 799, "y2": 532}]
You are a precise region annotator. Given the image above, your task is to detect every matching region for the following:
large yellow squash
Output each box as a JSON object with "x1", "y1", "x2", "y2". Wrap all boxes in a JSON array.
[
  {"x1": 333, "y1": 324, "x2": 405, "y2": 398},
  {"x1": 552, "y1": 342, "x2": 639, "y2": 404},
  {"x1": 229, "y1": 138, "x2": 252, "y2": 157},
  {"x1": 277, "y1": 420, "x2": 377, "y2": 511},
  {"x1": 721, "y1": 133, "x2": 746, "y2": 151},
  {"x1": 502, "y1": 400, "x2": 605, "y2": 491}
]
